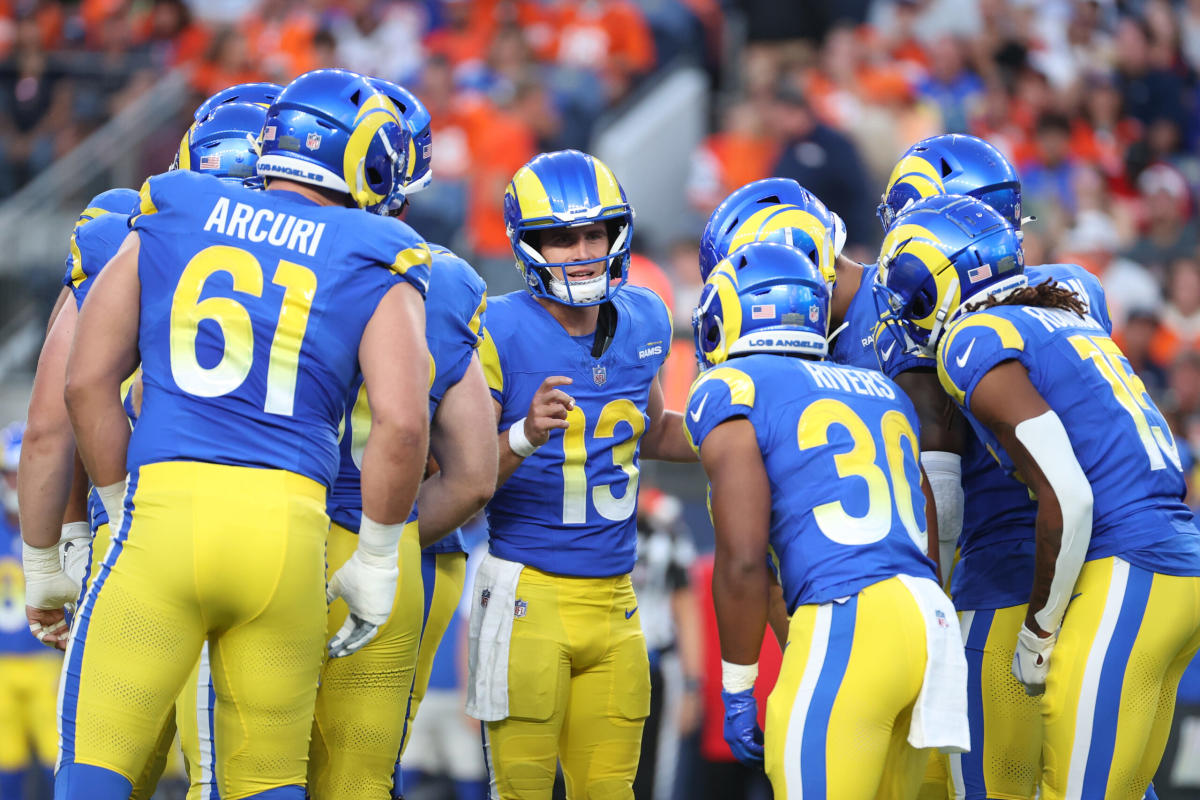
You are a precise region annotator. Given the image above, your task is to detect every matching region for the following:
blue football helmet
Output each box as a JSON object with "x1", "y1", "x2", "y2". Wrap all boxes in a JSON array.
[
  {"x1": 877, "y1": 134, "x2": 1022, "y2": 232},
  {"x1": 256, "y1": 69, "x2": 411, "y2": 215},
  {"x1": 504, "y1": 149, "x2": 634, "y2": 306},
  {"x1": 175, "y1": 101, "x2": 266, "y2": 183},
  {"x1": 693, "y1": 241, "x2": 830, "y2": 370},
  {"x1": 75, "y1": 187, "x2": 140, "y2": 229},
  {"x1": 876, "y1": 194, "x2": 1025, "y2": 354},
  {"x1": 369, "y1": 78, "x2": 433, "y2": 198},
  {"x1": 699, "y1": 178, "x2": 846, "y2": 282},
  {"x1": 193, "y1": 82, "x2": 283, "y2": 122}
]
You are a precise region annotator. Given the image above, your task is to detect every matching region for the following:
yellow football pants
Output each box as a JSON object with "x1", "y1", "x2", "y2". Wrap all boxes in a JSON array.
[
  {"x1": 0, "y1": 653, "x2": 61, "y2": 771},
  {"x1": 59, "y1": 462, "x2": 328, "y2": 800},
  {"x1": 1040, "y1": 556, "x2": 1200, "y2": 800},
  {"x1": 765, "y1": 576, "x2": 930, "y2": 800},
  {"x1": 399, "y1": 550, "x2": 467, "y2": 759},
  {"x1": 85, "y1": 523, "x2": 181, "y2": 800},
  {"x1": 307, "y1": 520, "x2": 422, "y2": 800},
  {"x1": 483, "y1": 567, "x2": 650, "y2": 800},
  {"x1": 946, "y1": 603, "x2": 1041, "y2": 800}
]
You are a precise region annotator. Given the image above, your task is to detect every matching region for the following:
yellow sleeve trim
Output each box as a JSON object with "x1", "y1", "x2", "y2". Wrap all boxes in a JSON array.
[
  {"x1": 129, "y1": 179, "x2": 158, "y2": 228},
  {"x1": 391, "y1": 243, "x2": 432, "y2": 278},
  {"x1": 478, "y1": 328, "x2": 503, "y2": 395},
  {"x1": 936, "y1": 313, "x2": 1025, "y2": 405},
  {"x1": 68, "y1": 233, "x2": 86, "y2": 289},
  {"x1": 469, "y1": 292, "x2": 487, "y2": 347}
]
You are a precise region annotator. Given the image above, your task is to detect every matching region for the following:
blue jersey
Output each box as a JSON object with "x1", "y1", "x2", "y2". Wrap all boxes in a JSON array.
[
  {"x1": 938, "y1": 302, "x2": 1200, "y2": 575},
  {"x1": 128, "y1": 170, "x2": 431, "y2": 488},
  {"x1": 61, "y1": 208, "x2": 141, "y2": 531},
  {"x1": 953, "y1": 263, "x2": 1113, "y2": 609},
  {"x1": 63, "y1": 212, "x2": 131, "y2": 310},
  {"x1": 327, "y1": 244, "x2": 487, "y2": 554},
  {"x1": 0, "y1": 515, "x2": 42, "y2": 655},
  {"x1": 685, "y1": 354, "x2": 936, "y2": 611},
  {"x1": 829, "y1": 263, "x2": 932, "y2": 378},
  {"x1": 481, "y1": 287, "x2": 672, "y2": 577}
]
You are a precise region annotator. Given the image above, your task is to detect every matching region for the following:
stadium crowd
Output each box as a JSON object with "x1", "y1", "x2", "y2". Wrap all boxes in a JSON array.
[{"x1": 1, "y1": 2, "x2": 1200, "y2": 800}]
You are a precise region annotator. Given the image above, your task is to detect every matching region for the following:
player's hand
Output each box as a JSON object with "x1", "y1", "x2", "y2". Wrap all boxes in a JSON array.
[
  {"x1": 524, "y1": 376, "x2": 574, "y2": 447},
  {"x1": 1012, "y1": 624, "x2": 1057, "y2": 696},
  {"x1": 721, "y1": 688, "x2": 765, "y2": 768},
  {"x1": 326, "y1": 548, "x2": 399, "y2": 659},
  {"x1": 26, "y1": 606, "x2": 69, "y2": 651},
  {"x1": 24, "y1": 540, "x2": 80, "y2": 611}
]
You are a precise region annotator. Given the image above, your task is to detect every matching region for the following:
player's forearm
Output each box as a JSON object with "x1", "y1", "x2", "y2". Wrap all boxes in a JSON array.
[
  {"x1": 64, "y1": 380, "x2": 130, "y2": 488},
  {"x1": 641, "y1": 410, "x2": 697, "y2": 462},
  {"x1": 496, "y1": 431, "x2": 526, "y2": 488},
  {"x1": 766, "y1": 578, "x2": 790, "y2": 651},
  {"x1": 64, "y1": 451, "x2": 90, "y2": 525},
  {"x1": 712, "y1": 551, "x2": 770, "y2": 665},
  {"x1": 17, "y1": 422, "x2": 77, "y2": 547},
  {"x1": 416, "y1": 472, "x2": 491, "y2": 547},
  {"x1": 360, "y1": 415, "x2": 429, "y2": 525}
]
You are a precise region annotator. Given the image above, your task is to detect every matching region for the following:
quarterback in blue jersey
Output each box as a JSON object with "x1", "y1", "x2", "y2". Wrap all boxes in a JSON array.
[
  {"x1": 881, "y1": 194, "x2": 1200, "y2": 800},
  {"x1": 688, "y1": 241, "x2": 968, "y2": 798},
  {"x1": 0, "y1": 423, "x2": 61, "y2": 800},
  {"x1": 471, "y1": 149, "x2": 694, "y2": 799},
  {"x1": 310, "y1": 78, "x2": 497, "y2": 800},
  {"x1": 54, "y1": 69, "x2": 432, "y2": 800}
]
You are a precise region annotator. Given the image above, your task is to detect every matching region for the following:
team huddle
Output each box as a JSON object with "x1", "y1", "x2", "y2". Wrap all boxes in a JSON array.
[{"x1": 11, "y1": 65, "x2": 1200, "y2": 800}]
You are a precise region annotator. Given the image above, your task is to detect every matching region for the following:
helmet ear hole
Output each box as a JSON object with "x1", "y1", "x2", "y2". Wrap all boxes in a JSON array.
[{"x1": 940, "y1": 158, "x2": 953, "y2": 178}]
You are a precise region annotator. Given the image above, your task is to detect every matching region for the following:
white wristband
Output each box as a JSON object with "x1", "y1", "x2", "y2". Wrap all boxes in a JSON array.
[
  {"x1": 721, "y1": 659, "x2": 759, "y2": 693},
  {"x1": 60, "y1": 521, "x2": 92, "y2": 543},
  {"x1": 507, "y1": 417, "x2": 539, "y2": 458},
  {"x1": 96, "y1": 481, "x2": 126, "y2": 529},
  {"x1": 356, "y1": 514, "x2": 405, "y2": 566}
]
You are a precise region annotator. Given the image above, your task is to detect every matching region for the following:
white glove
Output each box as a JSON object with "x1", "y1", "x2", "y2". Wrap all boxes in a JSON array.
[
  {"x1": 1012, "y1": 624, "x2": 1058, "y2": 696},
  {"x1": 325, "y1": 516, "x2": 402, "y2": 659},
  {"x1": 24, "y1": 541, "x2": 80, "y2": 611},
  {"x1": 59, "y1": 522, "x2": 94, "y2": 612}
]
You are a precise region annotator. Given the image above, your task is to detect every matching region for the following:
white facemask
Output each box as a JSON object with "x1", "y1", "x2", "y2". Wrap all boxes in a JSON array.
[{"x1": 548, "y1": 273, "x2": 608, "y2": 304}]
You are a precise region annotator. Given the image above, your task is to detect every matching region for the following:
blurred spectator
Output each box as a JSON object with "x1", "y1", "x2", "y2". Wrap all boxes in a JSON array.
[
  {"x1": 915, "y1": 34, "x2": 983, "y2": 134},
  {"x1": 685, "y1": 99, "x2": 776, "y2": 221},
  {"x1": 1116, "y1": 308, "x2": 1170, "y2": 401},
  {"x1": 1166, "y1": 350, "x2": 1200, "y2": 463},
  {"x1": 0, "y1": 14, "x2": 71, "y2": 194},
  {"x1": 1019, "y1": 111, "x2": 1078, "y2": 232},
  {"x1": 1113, "y1": 14, "x2": 1186, "y2": 129},
  {"x1": 770, "y1": 83, "x2": 876, "y2": 254},
  {"x1": 1153, "y1": 257, "x2": 1200, "y2": 367},
  {"x1": 242, "y1": 0, "x2": 319, "y2": 82},
  {"x1": 632, "y1": 488, "x2": 703, "y2": 800},
  {"x1": 1125, "y1": 164, "x2": 1198, "y2": 276},
  {"x1": 135, "y1": 0, "x2": 208, "y2": 70},
  {"x1": 329, "y1": 0, "x2": 426, "y2": 84},
  {"x1": 189, "y1": 24, "x2": 263, "y2": 97},
  {"x1": 1060, "y1": 209, "x2": 1161, "y2": 331}
]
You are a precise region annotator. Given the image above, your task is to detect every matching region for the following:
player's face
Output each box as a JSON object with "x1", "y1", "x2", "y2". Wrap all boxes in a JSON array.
[{"x1": 539, "y1": 222, "x2": 609, "y2": 281}]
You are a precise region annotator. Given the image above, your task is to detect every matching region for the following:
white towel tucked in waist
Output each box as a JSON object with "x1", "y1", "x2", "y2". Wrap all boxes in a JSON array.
[
  {"x1": 897, "y1": 573, "x2": 971, "y2": 753},
  {"x1": 465, "y1": 552, "x2": 524, "y2": 721}
]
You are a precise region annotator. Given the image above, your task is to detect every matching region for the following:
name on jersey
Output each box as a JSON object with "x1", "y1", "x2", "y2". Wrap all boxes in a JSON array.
[
  {"x1": 1020, "y1": 306, "x2": 1102, "y2": 334},
  {"x1": 203, "y1": 196, "x2": 326, "y2": 257},
  {"x1": 801, "y1": 361, "x2": 897, "y2": 399}
]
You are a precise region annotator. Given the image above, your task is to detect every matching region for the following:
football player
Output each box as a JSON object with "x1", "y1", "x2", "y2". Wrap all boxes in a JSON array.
[
  {"x1": 471, "y1": 149, "x2": 695, "y2": 798},
  {"x1": 308, "y1": 77, "x2": 497, "y2": 800},
  {"x1": 688, "y1": 241, "x2": 967, "y2": 798},
  {"x1": 0, "y1": 422, "x2": 60, "y2": 800},
  {"x1": 880, "y1": 194, "x2": 1200, "y2": 800},
  {"x1": 698, "y1": 179, "x2": 951, "y2": 575},
  {"x1": 876, "y1": 134, "x2": 1117, "y2": 800},
  {"x1": 53, "y1": 68, "x2": 432, "y2": 800}
]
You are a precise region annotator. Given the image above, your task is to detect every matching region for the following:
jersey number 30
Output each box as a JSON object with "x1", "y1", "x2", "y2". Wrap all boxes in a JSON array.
[
  {"x1": 170, "y1": 245, "x2": 317, "y2": 416},
  {"x1": 797, "y1": 398, "x2": 926, "y2": 550}
]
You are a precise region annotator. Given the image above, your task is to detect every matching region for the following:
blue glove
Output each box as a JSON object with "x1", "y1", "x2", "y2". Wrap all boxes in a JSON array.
[{"x1": 721, "y1": 688, "x2": 765, "y2": 767}]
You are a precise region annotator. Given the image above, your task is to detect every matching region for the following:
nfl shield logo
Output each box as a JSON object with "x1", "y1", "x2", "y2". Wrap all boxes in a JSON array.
[
  {"x1": 592, "y1": 364, "x2": 607, "y2": 386},
  {"x1": 514, "y1": 599, "x2": 528, "y2": 618},
  {"x1": 809, "y1": 304, "x2": 820, "y2": 323},
  {"x1": 305, "y1": 132, "x2": 322, "y2": 150},
  {"x1": 480, "y1": 588, "x2": 490, "y2": 608}
]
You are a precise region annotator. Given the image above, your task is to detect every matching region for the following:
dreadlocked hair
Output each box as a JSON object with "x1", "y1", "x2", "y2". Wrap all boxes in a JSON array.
[{"x1": 965, "y1": 278, "x2": 1088, "y2": 316}]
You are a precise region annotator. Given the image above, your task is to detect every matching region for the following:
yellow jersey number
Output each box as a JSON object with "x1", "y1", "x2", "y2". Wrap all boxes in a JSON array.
[
  {"x1": 170, "y1": 245, "x2": 317, "y2": 416},
  {"x1": 561, "y1": 400, "x2": 646, "y2": 524},
  {"x1": 1069, "y1": 334, "x2": 1182, "y2": 472},
  {"x1": 796, "y1": 398, "x2": 926, "y2": 549}
]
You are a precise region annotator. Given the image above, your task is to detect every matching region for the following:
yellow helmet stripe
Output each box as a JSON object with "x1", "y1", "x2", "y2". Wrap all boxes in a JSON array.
[
  {"x1": 508, "y1": 165, "x2": 552, "y2": 221},
  {"x1": 591, "y1": 156, "x2": 624, "y2": 210},
  {"x1": 884, "y1": 154, "x2": 946, "y2": 199},
  {"x1": 729, "y1": 205, "x2": 836, "y2": 283}
]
